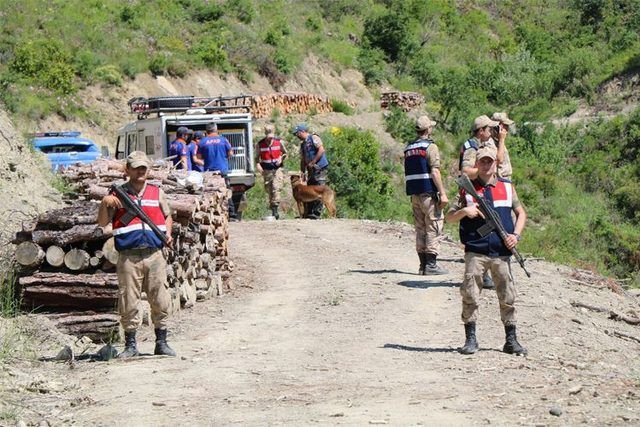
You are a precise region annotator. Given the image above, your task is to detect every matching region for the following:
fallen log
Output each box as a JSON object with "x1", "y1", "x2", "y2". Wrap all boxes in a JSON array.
[
  {"x1": 45, "y1": 311, "x2": 120, "y2": 340},
  {"x1": 32, "y1": 224, "x2": 109, "y2": 247},
  {"x1": 570, "y1": 301, "x2": 640, "y2": 326},
  {"x1": 20, "y1": 272, "x2": 118, "y2": 310}
]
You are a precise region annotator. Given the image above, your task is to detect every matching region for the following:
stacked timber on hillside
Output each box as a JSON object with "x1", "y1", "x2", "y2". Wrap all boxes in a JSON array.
[
  {"x1": 249, "y1": 92, "x2": 333, "y2": 118},
  {"x1": 202, "y1": 92, "x2": 335, "y2": 118},
  {"x1": 13, "y1": 159, "x2": 231, "y2": 340},
  {"x1": 380, "y1": 91, "x2": 424, "y2": 111}
]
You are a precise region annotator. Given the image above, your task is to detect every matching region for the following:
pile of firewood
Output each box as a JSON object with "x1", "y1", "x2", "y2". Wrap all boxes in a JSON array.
[
  {"x1": 249, "y1": 92, "x2": 333, "y2": 118},
  {"x1": 380, "y1": 91, "x2": 424, "y2": 111},
  {"x1": 13, "y1": 159, "x2": 231, "y2": 340}
]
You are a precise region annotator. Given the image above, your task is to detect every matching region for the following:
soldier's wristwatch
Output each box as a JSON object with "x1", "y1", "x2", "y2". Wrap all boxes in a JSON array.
[{"x1": 513, "y1": 233, "x2": 521, "y2": 241}]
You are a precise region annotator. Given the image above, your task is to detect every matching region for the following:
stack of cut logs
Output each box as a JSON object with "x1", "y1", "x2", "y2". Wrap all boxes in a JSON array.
[
  {"x1": 192, "y1": 92, "x2": 342, "y2": 118},
  {"x1": 13, "y1": 158, "x2": 231, "y2": 340},
  {"x1": 249, "y1": 92, "x2": 333, "y2": 118},
  {"x1": 380, "y1": 91, "x2": 424, "y2": 111}
]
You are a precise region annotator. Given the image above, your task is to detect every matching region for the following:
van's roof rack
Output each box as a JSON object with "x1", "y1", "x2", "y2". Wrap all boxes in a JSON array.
[{"x1": 128, "y1": 95, "x2": 252, "y2": 118}]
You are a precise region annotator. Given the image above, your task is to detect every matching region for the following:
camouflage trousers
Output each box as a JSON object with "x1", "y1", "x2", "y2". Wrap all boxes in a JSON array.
[
  {"x1": 460, "y1": 252, "x2": 517, "y2": 325},
  {"x1": 116, "y1": 249, "x2": 170, "y2": 331},
  {"x1": 262, "y1": 168, "x2": 284, "y2": 208},
  {"x1": 411, "y1": 193, "x2": 443, "y2": 255}
]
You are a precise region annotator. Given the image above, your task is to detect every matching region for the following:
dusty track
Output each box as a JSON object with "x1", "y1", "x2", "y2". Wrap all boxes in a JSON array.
[{"x1": 4, "y1": 219, "x2": 640, "y2": 425}]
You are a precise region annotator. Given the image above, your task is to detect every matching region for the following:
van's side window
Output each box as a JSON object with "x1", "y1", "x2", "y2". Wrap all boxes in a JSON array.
[
  {"x1": 127, "y1": 133, "x2": 137, "y2": 154},
  {"x1": 115, "y1": 135, "x2": 125, "y2": 159},
  {"x1": 145, "y1": 136, "x2": 155, "y2": 155}
]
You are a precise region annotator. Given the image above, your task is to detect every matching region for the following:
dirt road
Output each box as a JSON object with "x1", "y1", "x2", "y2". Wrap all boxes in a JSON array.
[{"x1": 6, "y1": 219, "x2": 640, "y2": 425}]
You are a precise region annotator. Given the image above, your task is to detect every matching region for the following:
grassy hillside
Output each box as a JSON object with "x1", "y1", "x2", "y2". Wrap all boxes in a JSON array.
[{"x1": 1, "y1": 0, "x2": 639, "y2": 284}]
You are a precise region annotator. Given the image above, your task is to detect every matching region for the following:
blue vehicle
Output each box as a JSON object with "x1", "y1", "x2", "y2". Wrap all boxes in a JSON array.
[{"x1": 31, "y1": 131, "x2": 102, "y2": 171}]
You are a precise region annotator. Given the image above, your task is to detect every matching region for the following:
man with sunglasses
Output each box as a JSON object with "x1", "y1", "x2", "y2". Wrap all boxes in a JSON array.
[{"x1": 490, "y1": 112, "x2": 514, "y2": 180}]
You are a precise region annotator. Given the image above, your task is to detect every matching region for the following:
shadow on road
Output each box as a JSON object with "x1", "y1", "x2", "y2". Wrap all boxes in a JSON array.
[
  {"x1": 397, "y1": 280, "x2": 459, "y2": 288},
  {"x1": 348, "y1": 269, "x2": 415, "y2": 275},
  {"x1": 382, "y1": 343, "x2": 458, "y2": 353},
  {"x1": 383, "y1": 343, "x2": 502, "y2": 354}
]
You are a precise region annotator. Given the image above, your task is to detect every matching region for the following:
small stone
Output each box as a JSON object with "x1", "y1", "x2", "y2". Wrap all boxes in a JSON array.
[
  {"x1": 152, "y1": 402, "x2": 166, "y2": 407},
  {"x1": 96, "y1": 344, "x2": 118, "y2": 361},
  {"x1": 329, "y1": 413, "x2": 344, "y2": 417},
  {"x1": 549, "y1": 407, "x2": 563, "y2": 416},
  {"x1": 55, "y1": 346, "x2": 74, "y2": 361}
]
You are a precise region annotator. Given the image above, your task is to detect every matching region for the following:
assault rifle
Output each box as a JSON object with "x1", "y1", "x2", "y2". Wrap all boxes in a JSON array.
[
  {"x1": 456, "y1": 175, "x2": 531, "y2": 277},
  {"x1": 110, "y1": 184, "x2": 173, "y2": 252}
]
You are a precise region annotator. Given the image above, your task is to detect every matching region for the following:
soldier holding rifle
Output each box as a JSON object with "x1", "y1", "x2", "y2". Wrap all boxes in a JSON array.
[
  {"x1": 445, "y1": 147, "x2": 528, "y2": 356},
  {"x1": 97, "y1": 151, "x2": 177, "y2": 358}
]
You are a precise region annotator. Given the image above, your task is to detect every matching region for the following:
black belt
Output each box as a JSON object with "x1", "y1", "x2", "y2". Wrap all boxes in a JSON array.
[{"x1": 119, "y1": 247, "x2": 160, "y2": 256}]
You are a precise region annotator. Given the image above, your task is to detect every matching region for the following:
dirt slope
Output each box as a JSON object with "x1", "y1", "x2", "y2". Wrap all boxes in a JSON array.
[
  {"x1": 4, "y1": 219, "x2": 639, "y2": 425},
  {"x1": 0, "y1": 109, "x2": 60, "y2": 268},
  {"x1": 29, "y1": 54, "x2": 375, "y2": 152}
]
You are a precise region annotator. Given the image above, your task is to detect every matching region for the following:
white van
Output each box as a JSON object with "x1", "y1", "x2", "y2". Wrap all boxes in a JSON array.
[{"x1": 115, "y1": 96, "x2": 256, "y2": 217}]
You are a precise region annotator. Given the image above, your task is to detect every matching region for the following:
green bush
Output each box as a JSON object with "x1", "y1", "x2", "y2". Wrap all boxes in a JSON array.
[
  {"x1": 95, "y1": 64, "x2": 123, "y2": 86},
  {"x1": 331, "y1": 99, "x2": 354, "y2": 115},
  {"x1": 384, "y1": 106, "x2": 415, "y2": 143},
  {"x1": 323, "y1": 127, "x2": 406, "y2": 220},
  {"x1": 362, "y1": 10, "x2": 415, "y2": 62},
  {"x1": 0, "y1": 270, "x2": 19, "y2": 318},
  {"x1": 273, "y1": 48, "x2": 296, "y2": 75},
  {"x1": 191, "y1": 36, "x2": 230, "y2": 71},
  {"x1": 191, "y1": 2, "x2": 223, "y2": 22},
  {"x1": 9, "y1": 39, "x2": 76, "y2": 94},
  {"x1": 227, "y1": 0, "x2": 255, "y2": 24},
  {"x1": 357, "y1": 47, "x2": 388, "y2": 86},
  {"x1": 148, "y1": 53, "x2": 169, "y2": 76}
]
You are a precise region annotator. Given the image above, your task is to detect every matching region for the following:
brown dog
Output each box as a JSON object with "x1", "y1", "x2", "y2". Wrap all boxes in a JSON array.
[{"x1": 290, "y1": 173, "x2": 337, "y2": 218}]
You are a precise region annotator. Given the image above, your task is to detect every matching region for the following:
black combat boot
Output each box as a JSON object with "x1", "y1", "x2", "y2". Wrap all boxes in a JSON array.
[
  {"x1": 271, "y1": 205, "x2": 280, "y2": 220},
  {"x1": 118, "y1": 331, "x2": 139, "y2": 358},
  {"x1": 423, "y1": 253, "x2": 448, "y2": 275},
  {"x1": 482, "y1": 271, "x2": 496, "y2": 290},
  {"x1": 154, "y1": 328, "x2": 177, "y2": 357},
  {"x1": 503, "y1": 324, "x2": 527, "y2": 356},
  {"x1": 418, "y1": 253, "x2": 427, "y2": 275},
  {"x1": 459, "y1": 323, "x2": 479, "y2": 354}
]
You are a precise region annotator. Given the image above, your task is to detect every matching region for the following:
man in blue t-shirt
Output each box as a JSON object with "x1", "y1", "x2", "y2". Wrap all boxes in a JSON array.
[
  {"x1": 200, "y1": 123, "x2": 236, "y2": 218},
  {"x1": 200, "y1": 123, "x2": 232, "y2": 173},
  {"x1": 168, "y1": 127, "x2": 189, "y2": 170},
  {"x1": 188, "y1": 130, "x2": 205, "y2": 172}
]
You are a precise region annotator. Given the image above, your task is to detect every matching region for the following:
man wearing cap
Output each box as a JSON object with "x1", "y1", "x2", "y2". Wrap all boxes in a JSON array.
[
  {"x1": 188, "y1": 130, "x2": 205, "y2": 172},
  {"x1": 97, "y1": 151, "x2": 177, "y2": 358},
  {"x1": 169, "y1": 127, "x2": 189, "y2": 170},
  {"x1": 459, "y1": 115, "x2": 501, "y2": 289},
  {"x1": 459, "y1": 115, "x2": 500, "y2": 179},
  {"x1": 256, "y1": 123, "x2": 288, "y2": 219},
  {"x1": 490, "y1": 112, "x2": 514, "y2": 180},
  {"x1": 293, "y1": 123, "x2": 329, "y2": 219},
  {"x1": 404, "y1": 115, "x2": 449, "y2": 275},
  {"x1": 445, "y1": 147, "x2": 528, "y2": 356},
  {"x1": 199, "y1": 123, "x2": 236, "y2": 218}
]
